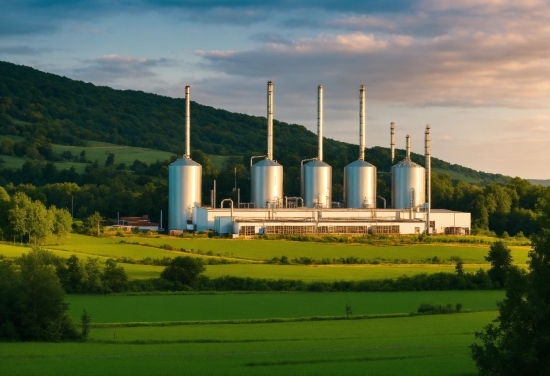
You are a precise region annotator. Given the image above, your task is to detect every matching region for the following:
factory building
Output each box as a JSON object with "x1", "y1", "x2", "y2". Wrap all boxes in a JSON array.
[{"x1": 168, "y1": 82, "x2": 471, "y2": 236}]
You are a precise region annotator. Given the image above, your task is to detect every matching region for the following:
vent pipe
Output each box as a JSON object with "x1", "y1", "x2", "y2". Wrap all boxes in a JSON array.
[
  {"x1": 267, "y1": 81, "x2": 274, "y2": 160},
  {"x1": 425, "y1": 124, "x2": 431, "y2": 234},
  {"x1": 185, "y1": 85, "x2": 191, "y2": 158},
  {"x1": 317, "y1": 85, "x2": 323, "y2": 161},
  {"x1": 406, "y1": 135, "x2": 411, "y2": 160},
  {"x1": 359, "y1": 85, "x2": 366, "y2": 160},
  {"x1": 390, "y1": 122, "x2": 395, "y2": 163}
]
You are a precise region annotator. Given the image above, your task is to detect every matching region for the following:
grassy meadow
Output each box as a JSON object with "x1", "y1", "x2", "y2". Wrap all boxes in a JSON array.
[
  {"x1": 0, "y1": 305, "x2": 496, "y2": 375},
  {"x1": 65, "y1": 291, "x2": 504, "y2": 323},
  {"x1": 0, "y1": 234, "x2": 516, "y2": 375},
  {"x1": 0, "y1": 233, "x2": 530, "y2": 281}
]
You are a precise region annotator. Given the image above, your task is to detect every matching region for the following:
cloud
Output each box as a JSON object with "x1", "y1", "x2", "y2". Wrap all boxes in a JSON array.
[
  {"x1": 193, "y1": 1, "x2": 550, "y2": 109},
  {"x1": 72, "y1": 55, "x2": 174, "y2": 87},
  {"x1": 0, "y1": 45, "x2": 47, "y2": 55},
  {"x1": 0, "y1": 0, "x2": 418, "y2": 36}
]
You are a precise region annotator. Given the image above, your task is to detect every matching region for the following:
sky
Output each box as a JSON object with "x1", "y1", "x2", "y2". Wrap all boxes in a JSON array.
[{"x1": 1, "y1": 0, "x2": 549, "y2": 179}]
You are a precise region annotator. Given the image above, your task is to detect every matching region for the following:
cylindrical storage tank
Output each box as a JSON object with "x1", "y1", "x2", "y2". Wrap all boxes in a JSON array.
[
  {"x1": 391, "y1": 160, "x2": 425, "y2": 209},
  {"x1": 168, "y1": 157, "x2": 202, "y2": 230},
  {"x1": 251, "y1": 159, "x2": 283, "y2": 208},
  {"x1": 344, "y1": 160, "x2": 377, "y2": 208},
  {"x1": 303, "y1": 160, "x2": 332, "y2": 208}
]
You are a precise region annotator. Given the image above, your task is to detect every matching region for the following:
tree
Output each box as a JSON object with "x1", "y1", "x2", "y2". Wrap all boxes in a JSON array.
[
  {"x1": 80, "y1": 310, "x2": 91, "y2": 340},
  {"x1": 8, "y1": 192, "x2": 31, "y2": 243},
  {"x1": 84, "y1": 211, "x2": 103, "y2": 236},
  {"x1": 84, "y1": 257, "x2": 104, "y2": 293},
  {"x1": 50, "y1": 206, "x2": 73, "y2": 244},
  {"x1": 26, "y1": 199, "x2": 53, "y2": 244},
  {"x1": 101, "y1": 259, "x2": 128, "y2": 293},
  {"x1": 485, "y1": 241, "x2": 513, "y2": 287},
  {"x1": 105, "y1": 153, "x2": 115, "y2": 167},
  {"x1": 471, "y1": 202, "x2": 550, "y2": 375},
  {"x1": 455, "y1": 260, "x2": 464, "y2": 276},
  {"x1": 15, "y1": 248, "x2": 79, "y2": 341},
  {"x1": 160, "y1": 256, "x2": 206, "y2": 287}
]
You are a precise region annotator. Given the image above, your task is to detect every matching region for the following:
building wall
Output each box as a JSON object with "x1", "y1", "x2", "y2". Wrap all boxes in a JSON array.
[{"x1": 194, "y1": 207, "x2": 470, "y2": 235}]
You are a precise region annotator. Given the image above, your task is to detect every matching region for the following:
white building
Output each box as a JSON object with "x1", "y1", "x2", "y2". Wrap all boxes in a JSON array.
[{"x1": 190, "y1": 207, "x2": 470, "y2": 236}]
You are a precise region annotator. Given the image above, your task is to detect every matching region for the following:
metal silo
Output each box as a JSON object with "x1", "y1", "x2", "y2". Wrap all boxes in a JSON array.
[
  {"x1": 303, "y1": 85, "x2": 332, "y2": 208},
  {"x1": 250, "y1": 81, "x2": 283, "y2": 208},
  {"x1": 391, "y1": 135, "x2": 425, "y2": 209},
  {"x1": 344, "y1": 85, "x2": 377, "y2": 208},
  {"x1": 169, "y1": 86, "x2": 202, "y2": 230}
]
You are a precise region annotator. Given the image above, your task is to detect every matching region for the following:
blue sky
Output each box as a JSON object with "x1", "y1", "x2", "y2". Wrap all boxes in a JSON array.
[{"x1": 1, "y1": 0, "x2": 549, "y2": 178}]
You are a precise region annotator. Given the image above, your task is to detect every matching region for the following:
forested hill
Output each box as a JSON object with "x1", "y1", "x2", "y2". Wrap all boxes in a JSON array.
[{"x1": 0, "y1": 60, "x2": 510, "y2": 186}]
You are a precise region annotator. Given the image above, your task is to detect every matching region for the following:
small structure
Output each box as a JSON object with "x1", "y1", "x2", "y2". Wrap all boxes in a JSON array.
[{"x1": 115, "y1": 215, "x2": 159, "y2": 231}]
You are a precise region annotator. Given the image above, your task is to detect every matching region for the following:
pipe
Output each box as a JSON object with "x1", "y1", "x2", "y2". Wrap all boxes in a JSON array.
[
  {"x1": 185, "y1": 85, "x2": 190, "y2": 158},
  {"x1": 318, "y1": 85, "x2": 323, "y2": 161},
  {"x1": 267, "y1": 81, "x2": 273, "y2": 160},
  {"x1": 390, "y1": 122, "x2": 395, "y2": 163},
  {"x1": 220, "y1": 199, "x2": 234, "y2": 226},
  {"x1": 425, "y1": 124, "x2": 431, "y2": 234},
  {"x1": 213, "y1": 180, "x2": 216, "y2": 209},
  {"x1": 377, "y1": 195, "x2": 387, "y2": 209},
  {"x1": 406, "y1": 135, "x2": 411, "y2": 160},
  {"x1": 359, "y1": 85, "x2": 365, "y2": 160},
  {"x1": 250, "y1": 155, "x2": 267, "y2": 167}
]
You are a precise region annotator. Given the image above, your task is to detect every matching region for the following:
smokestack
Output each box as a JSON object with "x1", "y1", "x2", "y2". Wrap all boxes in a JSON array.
[
  {"x1": 185, "y1": 85, "x2": 190, "y2": 158},
  {"x1": 390, "y1": 122, "x2": 395, "y2": 163},
  {"x1": 359, "y1": 85, "x2": 365, "y2": 160},
  {"x1": 267, "y1": 81, "x2": 274, "y2": 160},
  {"x1": 318, "y1": 85, "x2": 323, "y2": 161},
  {"x1": 425, "y1": 124, "x2": 431, "y2": 234},
  {"x1": 406, "y1": 135, "x2": 411, "y2": 160}
]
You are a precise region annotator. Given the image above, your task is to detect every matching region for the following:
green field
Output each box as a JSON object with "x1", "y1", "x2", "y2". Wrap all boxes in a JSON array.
[
  {"x1": 45, "y1": 234, "x2": 531, "y2": 264},
  {"x1": 0, "y1": 234, "x2": 530, "y2": 281},
  {"x1": 0, "y1": 310, "x2": 495, "y2": 375},
  {"x1": 0, "y1": 136, "x2": 175, "y2": 172},
  {"x1": 66, "y1": 291, "x2": 504, "y2": 323}
]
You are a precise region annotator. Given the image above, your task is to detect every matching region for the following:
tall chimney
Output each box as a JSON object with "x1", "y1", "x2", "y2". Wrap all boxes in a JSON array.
[
  {"x1": 267, "y1": 81, "x2": 274, "y2": 160},
  {"x1": 390, "y1": 122, "x2": 395, "y2": 163},
  {"x1": 406, "y1": 135, "x2": 411, "y2": 160},
  {"x1": 318, "y1": 85, "x2": 323, "y2": 161},
  {"x1": 185, "y1": 85, "x2": 190, "y2": 158},
  {"x1": 359, "y1": 85, "x2": 366, "y2": 160},
  {"x1": 425, "y1": 124, "x2": 431, "y2": 234}
]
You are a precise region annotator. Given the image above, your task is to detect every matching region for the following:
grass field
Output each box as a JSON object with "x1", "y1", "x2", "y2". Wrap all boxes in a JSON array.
[
  {"x1": 45, "y1": 234, "x2": 531, "y2": 264},
  {"x1": 66, "y1": 291, "x2": 504, "y2": 323},
  {"x1": 0, "y1": 310, "x2": 495, "y2": 375},
  {"x1": 1, "y1": 233, "x2": 530, "y2": 281},
  {"x1": 0, "y1": 136, "x2": 175, "y2": 172}
]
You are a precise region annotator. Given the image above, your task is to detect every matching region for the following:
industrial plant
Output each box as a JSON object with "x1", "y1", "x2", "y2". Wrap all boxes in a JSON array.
[{"x1": 168, "y1": 82, "x2": 470, "y2": 236}]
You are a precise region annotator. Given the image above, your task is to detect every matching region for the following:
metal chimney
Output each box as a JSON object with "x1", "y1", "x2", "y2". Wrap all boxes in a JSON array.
[
  {"x1": 185, "y1": 85, "x2": 191, "y2": 158},
  {"x1": 425, "y1": 124, "x2": 431, "y2": 234},
  {"x1": 406, "y1": 135, "x2": 411, "y2": 160},
  {"x1": 267, "y1": 81, "x2": 274, "y2": 160},
  {"x1": 390, "y1": 122, "x2": 395, "y2": 163},
  {"x1": 359, "y1": 85, "x2": 365, "y2": 160},
  {"x1": 318, "y1": 85, "x2": 323, "y2": 161}
]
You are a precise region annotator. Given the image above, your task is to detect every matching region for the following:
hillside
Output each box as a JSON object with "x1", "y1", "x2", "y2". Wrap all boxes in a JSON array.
[{"x1": 0, "y1": 60, "x2": 511, "y2": 189}]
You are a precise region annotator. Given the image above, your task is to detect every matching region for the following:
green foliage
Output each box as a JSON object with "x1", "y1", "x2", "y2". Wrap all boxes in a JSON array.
[
  {"x1": 471, "y1": 202, "x2": 550, "y2": 375},
  {"x1": 101, "y1": 259, "x2": 128, "y2": 293},
  {"x1": 84, "y1": 211, "x2": 103, "y2": 236},
  {"x1": 417, "y1": 303, "x2": 462, "y2": 314},
  {"x1": 80, "y1": 310, "x2": 91, "y2": 340},
  {"x1": 485, "y1": 241, "x2": 513, "y2": 287},
  {"x1": 50, "y1": 205, "x2": 72, "y2": 244},
  {"x1": 0, "y1": 248, "x2": 79, "y2": 341},
  {"x1": 160, "y1": 256, "x2": 206, "y2": 287}
]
